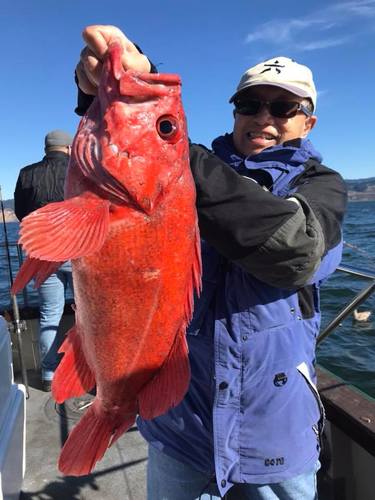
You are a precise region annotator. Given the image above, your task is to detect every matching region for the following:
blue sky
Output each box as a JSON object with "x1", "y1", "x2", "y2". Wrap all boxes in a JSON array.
[{"x1": 1, "y1": 0, "x2": 374, "y2": 199}]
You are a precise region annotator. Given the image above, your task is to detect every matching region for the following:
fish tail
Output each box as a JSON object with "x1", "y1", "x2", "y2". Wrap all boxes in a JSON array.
[{"x1": 58, "y1": 401, "x2": 135, "y2": 476}]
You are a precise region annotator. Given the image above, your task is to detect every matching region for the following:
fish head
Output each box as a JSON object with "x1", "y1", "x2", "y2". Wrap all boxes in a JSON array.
[{"x1": 71, "y1": 41, "x2": 189, "y2": 214}]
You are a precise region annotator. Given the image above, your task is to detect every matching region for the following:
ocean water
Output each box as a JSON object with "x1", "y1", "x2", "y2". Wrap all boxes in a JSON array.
[
  {"x1": 317, "y1": 201, "x2": 375, "y2": 398},
  {"x1": 1, "y1": 202, "x2": 374, "y2": 397}
]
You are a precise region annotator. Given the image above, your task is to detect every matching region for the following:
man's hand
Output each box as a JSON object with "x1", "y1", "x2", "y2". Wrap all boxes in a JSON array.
[{"x1": 76, "y1": 25, "x2": 152, "y2": 95}]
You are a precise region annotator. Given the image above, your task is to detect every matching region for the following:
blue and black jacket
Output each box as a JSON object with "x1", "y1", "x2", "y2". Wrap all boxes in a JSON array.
[{"x1": 137, "y1": 134, "x2": 347, "y2": 496}]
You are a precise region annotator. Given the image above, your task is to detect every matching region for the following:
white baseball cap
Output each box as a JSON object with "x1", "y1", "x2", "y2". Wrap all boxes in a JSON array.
[{"x1": 229, "y1": 56, "x2": 317, "y2": 110}]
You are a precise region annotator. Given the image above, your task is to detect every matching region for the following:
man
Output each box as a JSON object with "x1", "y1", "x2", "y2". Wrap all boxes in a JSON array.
[
  {"x1": 76, "y1": 26, "x2": 347, "y2": 500},
  {"x1": 14, "y1": 130, "x2": 74, "y2": 392}
]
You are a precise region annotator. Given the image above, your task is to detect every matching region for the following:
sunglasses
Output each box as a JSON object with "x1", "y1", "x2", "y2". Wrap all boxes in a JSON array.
[{"x1": 234, "y1": 99, "x2": 312, "y2": 118}]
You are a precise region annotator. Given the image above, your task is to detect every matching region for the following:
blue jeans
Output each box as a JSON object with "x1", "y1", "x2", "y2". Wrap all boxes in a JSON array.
[
  {"x1": 38, "y1": 261, "x2": 74, "y2": 381},
  {"x1": 147, "y1": 445, "x2": 319, "y2": 500}
]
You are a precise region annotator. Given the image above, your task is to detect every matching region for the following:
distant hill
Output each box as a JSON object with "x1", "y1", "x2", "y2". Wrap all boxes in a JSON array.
[
  {"x1": 0, "y1": 199, "x2": 17, "y2": 222},
  {"x1": 1, "y1": 176, "x2": 374, "y2": 222},
  {"x1": 345, "y1": 177, "x2": 375, "y2": 201},
  {"x1": 2, "y1": 199, "x2": 14, "y2": 210}
]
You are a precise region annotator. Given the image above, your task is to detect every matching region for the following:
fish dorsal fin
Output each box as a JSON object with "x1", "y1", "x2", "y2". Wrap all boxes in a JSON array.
[{"x1": 19, "y1": 195, "x2": 110, "y2": 261}]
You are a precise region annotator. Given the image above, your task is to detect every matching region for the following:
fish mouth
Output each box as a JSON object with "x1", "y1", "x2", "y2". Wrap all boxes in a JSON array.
[
  {"x1": 73, "y1": 131, "x2": 131, "y2": 204},
  {"x1": 73, "y1": 131, "x2": 156, "y2": 214}
]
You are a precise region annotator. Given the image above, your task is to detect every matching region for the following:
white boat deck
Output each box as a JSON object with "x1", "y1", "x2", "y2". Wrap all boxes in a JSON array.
[{"x1": 18, "y1": 371, "x2": 148, "y2": 500}]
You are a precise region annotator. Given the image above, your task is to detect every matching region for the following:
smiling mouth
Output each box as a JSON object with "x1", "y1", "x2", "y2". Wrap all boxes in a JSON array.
[{"x1": 246, "y1": 132, "x2": 277, "y2": 141}]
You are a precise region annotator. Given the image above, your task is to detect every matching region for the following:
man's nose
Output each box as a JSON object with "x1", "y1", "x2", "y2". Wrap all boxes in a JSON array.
[{"x1": 253, "y1": 105, "x2": 274, "y2": 124}]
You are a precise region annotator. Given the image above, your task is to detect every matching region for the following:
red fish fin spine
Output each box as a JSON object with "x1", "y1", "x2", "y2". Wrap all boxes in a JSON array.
[
  {"x1": 184, "y1": 227, "x2": 202, "y2": 324},
  {"x1": 137, "y1": 329, "x2": 190, "y2": 420},
  {"x1": 193, "y1": 225, "x2": 203, "y2": 295},
  {"x1": 52, "y1": 326, "x2": 96, "y2": 403},
  {"x1": 185, "y1": 290, "x2": 194, "y2": 326},
  {"x1": 11, "y1": 257, "x2": 62, "y2": 295},
  {"x1": 58, "y1": 400, "x2": 125, "y2": 476},
  {"x1": 18, "y1": 195, "x2": 110, "y2": 261}
]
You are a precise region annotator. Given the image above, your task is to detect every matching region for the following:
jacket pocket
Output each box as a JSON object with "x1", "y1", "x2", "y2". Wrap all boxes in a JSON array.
[{"x1": 297, "y1": 361, "x2": 326, "y2": 448}]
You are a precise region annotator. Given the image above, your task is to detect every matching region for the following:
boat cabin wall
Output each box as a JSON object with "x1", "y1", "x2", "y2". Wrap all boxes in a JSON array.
[{"x1": 0, "y1": 316, "x2": 26, "y2": 500}]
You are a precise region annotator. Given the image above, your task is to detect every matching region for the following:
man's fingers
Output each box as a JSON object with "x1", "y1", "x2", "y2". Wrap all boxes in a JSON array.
[
  {"x1": 121, "y1": 51, "x2": 151, "y2": 73},
  {"x1": 82, "y1": 24, "x2": 151, "y2": 73},
  {"x1": 85, "y1": 54, "x2": 103, "y2": 85},
  {"x1": 82, "y1": 25, "x2": 130, "y2": 59},
  {"x1": 77, "y1": 24, "x2": 152, "y2": 95},
  {"x1": 76, "y1": 62, "x2": 98, "y2": 96},
  {"x1": 80, "y1": 46, "x2": 103, "y2": 87}
]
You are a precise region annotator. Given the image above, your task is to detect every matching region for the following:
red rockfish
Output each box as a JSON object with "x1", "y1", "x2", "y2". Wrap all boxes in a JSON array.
[{"x1": 12, "y1": 41, "x2": 201, "y2": 475}]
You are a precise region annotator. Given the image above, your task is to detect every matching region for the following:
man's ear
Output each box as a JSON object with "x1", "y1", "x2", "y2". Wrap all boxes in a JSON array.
[{"x1": 302, "y1": 115, "x2": 317, "y2": 137}]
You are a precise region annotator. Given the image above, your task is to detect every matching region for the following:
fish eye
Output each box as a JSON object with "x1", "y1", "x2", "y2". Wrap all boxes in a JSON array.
[{"x1": 156, "y1": 115, "x2": 180, "y2": 142}]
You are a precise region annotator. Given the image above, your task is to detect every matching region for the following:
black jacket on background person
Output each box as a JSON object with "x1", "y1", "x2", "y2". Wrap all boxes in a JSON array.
[{"x1": 14, "y1": 151, "x2": 69, "y2": 221}]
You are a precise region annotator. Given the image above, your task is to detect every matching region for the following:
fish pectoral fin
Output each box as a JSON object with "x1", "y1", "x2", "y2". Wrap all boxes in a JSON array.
[
  {"x1": 138, "y1": 329, "x2": 190, "y2": 420},
  {"x1": 52, "y1": 325, "x2": 96, "y2": 403},
  {"x1": 19, "y1": 195, "x2": 110, "y2": 261},
  {"x1": 11, "y1": 257, "x2": 63, "y2": 294}
]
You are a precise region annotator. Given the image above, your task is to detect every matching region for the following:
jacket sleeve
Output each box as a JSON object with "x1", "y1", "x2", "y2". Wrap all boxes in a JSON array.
[
  {"x1": 14, "y1": 172, "x2": 30, "y2": 221},
  {"x1": 189, "y1": 143, "x2": 347, "y2": 289}
]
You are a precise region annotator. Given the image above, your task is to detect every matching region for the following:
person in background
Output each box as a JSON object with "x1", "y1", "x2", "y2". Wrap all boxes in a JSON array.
[
  {"x1": 14, "y1": 130, "x2": 74, "y2": 392},
  {"x1": 75, "y1": 26, "x2": 347, "y2": 500}
]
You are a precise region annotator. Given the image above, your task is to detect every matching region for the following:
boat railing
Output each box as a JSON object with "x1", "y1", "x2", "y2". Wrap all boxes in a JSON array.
[
  {"x1": 317, "y1": 264, "x2": 375, "y2": 345},
  {"x1": 0, "y1": 241, "x2": 74, "y2": 308},
  {"x1": 2, "y1": 240, "x2": 375, "y2": 339},
  {"x1": 0, "y1": 240, "x2": 30, "y2": 306}
]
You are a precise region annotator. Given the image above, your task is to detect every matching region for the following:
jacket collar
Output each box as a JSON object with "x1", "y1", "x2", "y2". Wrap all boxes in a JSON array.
[
  {"x1": 43, "y1": 151, "x2": 70, "y2": 161},
  {"x1": 211, "y1": 133, "x2": 322, "y2": 170}
]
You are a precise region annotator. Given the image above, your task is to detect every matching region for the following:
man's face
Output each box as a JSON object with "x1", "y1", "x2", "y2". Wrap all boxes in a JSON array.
[{"x1": 232, "y1": 86, "x2": 317, "y2": 157}]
